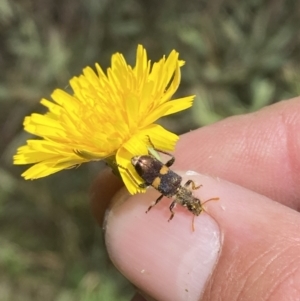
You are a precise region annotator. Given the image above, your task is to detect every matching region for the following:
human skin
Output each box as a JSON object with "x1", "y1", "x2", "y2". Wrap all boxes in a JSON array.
[{"x1": 90, "y1": 97, "x2": 300, "y2": 301}]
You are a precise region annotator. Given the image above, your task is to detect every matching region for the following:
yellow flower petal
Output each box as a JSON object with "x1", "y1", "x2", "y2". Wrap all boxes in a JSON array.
[{"x1": 14, "y1": 45, "x2": 195, "y2": 194}]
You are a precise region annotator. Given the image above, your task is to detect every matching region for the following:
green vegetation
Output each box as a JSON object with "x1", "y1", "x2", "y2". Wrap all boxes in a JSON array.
[{"x1": 1, "y1": 0, "x2": 300, "y2": 300}]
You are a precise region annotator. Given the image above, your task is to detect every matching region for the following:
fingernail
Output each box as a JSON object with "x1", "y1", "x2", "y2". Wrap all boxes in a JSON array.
[{"x1": 105, "y1": 172, "x2": 222, "y2": 301}]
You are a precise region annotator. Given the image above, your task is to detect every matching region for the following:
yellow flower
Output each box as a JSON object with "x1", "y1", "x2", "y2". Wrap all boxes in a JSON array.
[{"x1": 14, "y1": 45, "x2": 195, "y2": 194}]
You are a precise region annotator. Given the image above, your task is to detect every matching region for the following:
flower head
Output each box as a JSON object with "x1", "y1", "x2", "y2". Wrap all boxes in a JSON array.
[{"x1": 14, "y1": 45, "x2": 195, "y2": 194}]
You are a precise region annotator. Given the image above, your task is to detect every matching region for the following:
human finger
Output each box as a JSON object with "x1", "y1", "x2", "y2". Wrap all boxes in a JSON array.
[
  {"x1": 175, "y1": 97, "x2": 300, "y2": 209},
  {"x1": 105, "y1": 172, "x2": 300, "y2": 301}
]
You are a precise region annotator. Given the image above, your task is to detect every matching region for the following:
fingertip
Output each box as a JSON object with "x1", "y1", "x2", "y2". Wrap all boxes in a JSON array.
[
  {"x1": 104, "y1": 169, "x2": 300, "y2": 301},
  {"x1": 104, "y1": 173, "x2": 222, "y2": 301}
]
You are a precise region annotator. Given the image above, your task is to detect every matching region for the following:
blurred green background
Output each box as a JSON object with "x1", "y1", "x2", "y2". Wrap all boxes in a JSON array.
[{"x1": 1, "y1": 0, "x2": 300, "y2": 300}]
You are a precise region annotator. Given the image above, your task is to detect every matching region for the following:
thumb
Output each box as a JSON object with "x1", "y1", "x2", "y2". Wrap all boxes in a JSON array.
[{"x1": 104, "y1": 172, "x2": 300, "y2": 301}]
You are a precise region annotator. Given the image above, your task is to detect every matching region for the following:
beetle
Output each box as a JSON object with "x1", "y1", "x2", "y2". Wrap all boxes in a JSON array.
[{"x1": 119, "y1": 147, "x2": 219, "y2": 227}]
